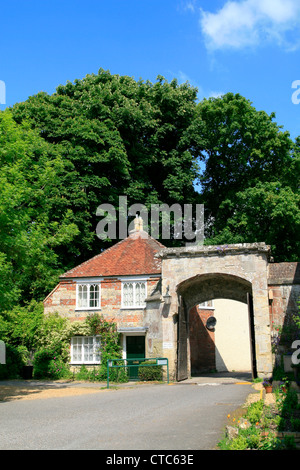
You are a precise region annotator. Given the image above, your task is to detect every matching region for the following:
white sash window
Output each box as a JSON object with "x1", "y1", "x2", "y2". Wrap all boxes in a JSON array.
[
  {"x1": 71, "y1": 336, "x2": 101, "y2": 364},
  {"x1": 76, "y1": 282, "x2": 101, "y2": 309},
  {"x1": 122, "y1": 280, "x2": 147, "y2": 308}
]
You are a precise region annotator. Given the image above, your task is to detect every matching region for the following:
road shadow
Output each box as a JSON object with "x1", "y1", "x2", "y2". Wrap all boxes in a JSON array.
[
  {"x1": 188, "y1": 371, "x2": 253, "y2": 383},
  {"x1": 0, "y1": 380, "x2": 75, "y2": 403}
]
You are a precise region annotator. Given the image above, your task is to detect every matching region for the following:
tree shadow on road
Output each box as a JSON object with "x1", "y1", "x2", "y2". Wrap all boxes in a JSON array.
[{"x1": 0, "y1": 380, "x2": 73, "y2": 403}]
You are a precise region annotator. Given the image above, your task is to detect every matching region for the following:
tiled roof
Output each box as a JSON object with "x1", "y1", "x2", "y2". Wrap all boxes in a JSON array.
[{"x1": 60, "y1": 230, "x2": 165, "y2": 278}]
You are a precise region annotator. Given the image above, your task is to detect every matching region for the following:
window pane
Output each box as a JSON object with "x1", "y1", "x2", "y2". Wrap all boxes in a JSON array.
[
  {"x1": 78, "y1": 285, "x2": 88, "y2": 308},
  {"x1": 135, "y1": 282, "x2": 146, "y2": 306},
  {"x1": 90, "y1": 284, "x2": 100, "y2": 308},
  {"x1": 93, "y1": 337, "x2": 101, "y2": 362},
  {"x1": 198, "y1": 300, "x2": 213, "y2": 308},
  {"x1": 123, "y1": 282, "x2": 134, "y2": 307},
  {"x1": 83, "y1": 337, "x2": 93, "y2": 362},
  {"x1": 72, "y1": 337, "x2": 83, "y2": 362},
  {"x1": 71, "y1": 336, "x2": 101, "y2": 363}
]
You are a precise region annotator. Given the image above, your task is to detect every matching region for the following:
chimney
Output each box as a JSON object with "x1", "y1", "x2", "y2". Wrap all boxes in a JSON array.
[
  {"x1": 134, "y1": 214, "x2": 143, "y2": 231},
  {"x1": 129, "y1": 214, "x2": 148, "y2": 239}
]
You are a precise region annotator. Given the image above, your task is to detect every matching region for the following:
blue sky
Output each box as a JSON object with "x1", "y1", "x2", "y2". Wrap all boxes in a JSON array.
[{"x1": 1, "y1": 0, "x2": 300, "y2": 140}]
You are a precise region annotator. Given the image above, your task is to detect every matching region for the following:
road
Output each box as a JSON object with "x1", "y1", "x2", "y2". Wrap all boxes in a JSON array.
[{"x1": 0, "y1": 377, "x2": 254, "y2": 450}]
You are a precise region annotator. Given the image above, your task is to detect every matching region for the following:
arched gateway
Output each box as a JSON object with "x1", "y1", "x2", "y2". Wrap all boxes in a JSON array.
[{"x1": 156, "y1": 243, "x2": 273, "y2": 381}]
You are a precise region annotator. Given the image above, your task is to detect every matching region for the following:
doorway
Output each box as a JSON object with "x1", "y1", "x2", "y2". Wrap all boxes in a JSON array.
[
  {"x1": 126, "y1": 336, "x2": 145, "y2": 380},
  {"x1": 177, "y1": 273, "x2": 257, "y2": 381},
  {"x1": 189, "y1": 299, "x2": 253, "y2": 375}
]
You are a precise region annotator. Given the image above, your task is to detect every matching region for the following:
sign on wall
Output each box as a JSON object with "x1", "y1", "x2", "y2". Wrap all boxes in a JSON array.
[{"x1": 0, "y1": 341, "x2": 6, "y2": 364}]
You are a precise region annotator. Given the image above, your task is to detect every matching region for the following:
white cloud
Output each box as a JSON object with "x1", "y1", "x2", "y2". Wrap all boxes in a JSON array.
[
  {"x1": 200, "y1": 0, "x2": 300, "y2": 51},
  {"x1": 175, "y1": 70, "x2": 225, "y2": 100},
  {"x1": 180, "y1": 0, "x2": 197, "y2": 13},
  {"x1": 209, "y1": 90, "x2": 225, "y2": 99},
  {"x1": 185, "y1": 1, "x2": 196, "y2": 13}
]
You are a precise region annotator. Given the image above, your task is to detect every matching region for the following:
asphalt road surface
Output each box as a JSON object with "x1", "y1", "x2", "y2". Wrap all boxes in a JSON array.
[{"x1": 0, "y1": 378, "x2": 254, "y2": 450}]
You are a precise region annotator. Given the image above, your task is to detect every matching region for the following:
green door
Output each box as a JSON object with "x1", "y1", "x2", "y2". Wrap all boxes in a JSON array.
[{"x1": 126, "y1": 336, "x2": 145, "y2": 380}]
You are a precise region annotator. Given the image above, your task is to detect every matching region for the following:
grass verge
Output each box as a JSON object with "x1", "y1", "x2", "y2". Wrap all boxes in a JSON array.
[{"x1": 218, "y1": 386, "x2": 300, "y2": 450}]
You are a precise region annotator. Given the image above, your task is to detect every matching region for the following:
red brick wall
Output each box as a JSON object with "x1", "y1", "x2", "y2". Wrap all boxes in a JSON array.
[
  {"x1": 43, "y1": 277, "x2": 161, "y2": 328},
  {"x1": 189, "y1": 306, "x2": 215, "y2": 374}
]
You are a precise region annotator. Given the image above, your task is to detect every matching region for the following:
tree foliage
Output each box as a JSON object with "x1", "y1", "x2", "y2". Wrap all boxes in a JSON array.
[
  {"x1": 196, "y1": 93, "x2": 299, "y2": 261},
  {"x1": 11, "y1": 70, "x2": 201, "y2": 264},
  {"x1": 0, "y1": 111, "x2": 78, "y2": 308},
  {"x1": 207, "y1": 182, "x2": 300, "y2": 261},
  {"x1": 0, "y1": 72, "x2": 298, "y2": 321}
]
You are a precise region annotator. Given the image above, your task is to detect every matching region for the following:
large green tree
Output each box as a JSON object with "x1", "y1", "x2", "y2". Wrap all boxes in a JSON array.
[
  {"x1": 0, "y1": 110, "x2": 78, "y2": 309},
  {"x1": 11, "y1": 70, "x2": 202, "y2": 263},
  {"x1": 195, "y1": 93, "x2": 299, "y2": 261},
  {"x1": 207, "y1": 182, "x2": 300, "y2": 261}
]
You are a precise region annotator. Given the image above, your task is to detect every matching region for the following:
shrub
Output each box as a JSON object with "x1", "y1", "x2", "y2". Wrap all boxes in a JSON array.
[
  {"x1": 35, "y1": 313, "x2": 85, "y2": 362},
  {"x1": 228, "y1": 435, "x2": 248, "y2": 450},
  {"x1": 75, "y1": 365, "x2": 91, "y2": 381},
  {"x1": 33, "y1": 348, "x2": 71, "y2": 379},
  {"x1": 291, "y1": 417, "x2": 300, "y2": 431},
  {"x1": 108, "y1": 363, "x2": 129, "y2": 383},
  {"x1": 47, "y1": 356, "x2": 72, "y2": 380},
  {"x1": 258, "y1": 432, "x2": 282, "y2": 450},
  {"x1": 245, "y1": 400, "x2": 264, "y2": 425},
  {"x1": 244, "y1": 428, "x2": 260, "y2": 449},
  {"x1": 0, "y1": 301, "x2": 44, "y2": 351},
  {"x1": 0, "y1": 344, "x2": 23, "y2": 379},
  {"x1": 282, "y1": 435, "x2": 297, "y2": 449},
  {"x1": 281, "y1": 388, "x2": 298, "y2": 419},
  {"x1": 138, "y1": 361, "x2": 162, "y2": 381}
]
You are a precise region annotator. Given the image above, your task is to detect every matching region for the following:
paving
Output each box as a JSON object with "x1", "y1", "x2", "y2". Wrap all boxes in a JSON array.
[
  {"x1": 0, "y1": 373, "x2": 255, "y2": 450},
  {"x1": 0, "y1": 371, "x2": 254, "y2": 403},
  {"x1": 0, "y1": 371, "x2": 253, "y2": 390}
]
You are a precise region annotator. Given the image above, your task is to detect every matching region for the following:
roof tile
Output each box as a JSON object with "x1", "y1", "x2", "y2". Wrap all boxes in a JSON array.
[{"x1": 60, "y1": 230, "x2": 165, "y2": 278}]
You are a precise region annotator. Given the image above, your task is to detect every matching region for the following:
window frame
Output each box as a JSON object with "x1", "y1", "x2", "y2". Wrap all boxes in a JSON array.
[
  {"x1": 198, "y1": 300, "x2": 214, "y2": 309},
  {"x1": 70, "y1": 335, "x2": 101, "y2": 364},
  {"x1": 121, "y1": 278, "x2": 147, "y2": 309},
  {"x1": 75, "y1": 281, "x2": 101, "y2": 310}
]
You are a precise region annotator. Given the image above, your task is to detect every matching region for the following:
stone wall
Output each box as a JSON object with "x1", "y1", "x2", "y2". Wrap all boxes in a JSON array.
[
  {"x1": 44, "y1": 280, "x2": 76, "y2": 317},
  {"x1": 189, "y1": 306, "x2": 215, "y2": 373},
  {"x1": 268, "y1": 262, "x2": 300, "y2": 356},
  {"x1": 43, "y1": 250, "x2": 299, "y2": 382},
  {"x1": 268, "y1": 263, "x2": 300, "y2": 324},
  {"x1": 158, "y1": 243, "x2": 273, "y2": 379},
  {"x1": 44, "y1": 276, "x2": 161, "y2": 331}
]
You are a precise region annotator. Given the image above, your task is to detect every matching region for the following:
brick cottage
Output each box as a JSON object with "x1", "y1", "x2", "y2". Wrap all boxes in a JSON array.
[{"x1": 44, "y1": 217, "x2": 300, "y2": 380}]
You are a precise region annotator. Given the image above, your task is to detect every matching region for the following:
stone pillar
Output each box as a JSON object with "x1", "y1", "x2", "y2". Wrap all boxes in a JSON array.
[
  {"x1": 144, "y1": 294, "x2": 163, "y2": 358},
  {"x1": 160, "y1": 270, "x2": 179, "y2": 381},
  {"x1": 252, "y1": 285, "x2": 273, "y2": 377}
]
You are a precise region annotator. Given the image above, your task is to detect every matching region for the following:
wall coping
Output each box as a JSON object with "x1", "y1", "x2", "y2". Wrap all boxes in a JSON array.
[
  {"x1": 156, "y1": 242, "x2": 271, "y2": 259},
  {"x1": 268, "y1": 262, "x2": 300, "y2": 285}
]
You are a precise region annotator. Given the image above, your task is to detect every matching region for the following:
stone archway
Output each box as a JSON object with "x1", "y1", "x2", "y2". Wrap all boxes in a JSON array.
[
  {"x1": 157, "y1": 243, "x2": 273, "y2": 381},
  {"x1": 177, "y1": 272, "x2": 251, "y2": 308},
  {"x1": 176, "y1": 273, "x2": 256, "y2": 380}
]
